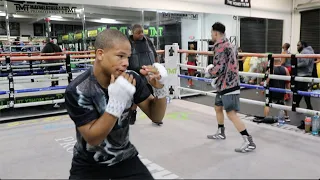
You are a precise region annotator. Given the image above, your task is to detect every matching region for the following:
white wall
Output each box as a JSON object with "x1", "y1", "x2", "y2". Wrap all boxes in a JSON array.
[{"x1": 203, "y1": 14, "x2": 236, "y2": 40}]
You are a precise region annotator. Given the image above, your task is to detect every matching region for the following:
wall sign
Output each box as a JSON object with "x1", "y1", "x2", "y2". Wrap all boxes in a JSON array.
[
  {"x1": 162, "y1": 13, "x2": 198, "y2": 20},
  {"x1": 7, "y1": 0, "x2": 77, "y2": 14},
  {"x1": 225, "y1": 0, "x2": 251, "y2": 8}
]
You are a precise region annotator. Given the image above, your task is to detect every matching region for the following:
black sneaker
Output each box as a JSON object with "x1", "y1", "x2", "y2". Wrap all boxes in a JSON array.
[
  {"x1": 153, "y1": 121, "x2": 163, "y2": 126},
  {"x1": 129, "y1": 110, "x2": 137, "y2": 125},
  {"x1": 297, "y1": 120, "x2": 305, "y2": 130}
]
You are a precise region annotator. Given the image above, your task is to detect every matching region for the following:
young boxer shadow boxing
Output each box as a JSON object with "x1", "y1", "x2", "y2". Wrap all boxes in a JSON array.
[
  {"x1": 205, "y1": 22, "x2": 256, "y2": 153},
  {"x1": 64, "y1": 29, "x2": 168, "y2": 179}
]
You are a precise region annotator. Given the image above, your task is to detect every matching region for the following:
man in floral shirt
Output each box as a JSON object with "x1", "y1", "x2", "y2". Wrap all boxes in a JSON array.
[{"x1": 206, "y1": 22, "x2": 256, "y2": 153}]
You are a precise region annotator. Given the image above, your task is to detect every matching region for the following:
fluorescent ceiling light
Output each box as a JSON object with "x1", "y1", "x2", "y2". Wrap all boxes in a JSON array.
[
  {"x1": 13, "y1": 14, "x2": 30, "y2": 18},
  {"x1": 100, "y1": 18, "x2": 117, "y2": 23},
  {"x1": 0, "y1": 12, "x2": 6, "y2": 16},
  {"x1": 50, "y1": 15, "x2": 62, "y2": 19}
]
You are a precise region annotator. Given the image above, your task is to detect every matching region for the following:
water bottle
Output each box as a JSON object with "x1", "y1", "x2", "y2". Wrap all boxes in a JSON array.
[
  {"x1": 278, "y1": 110, "x2": 285, "y2": 126},
  {"x1": 166, "y1": 96, "x2": 171, "y2": 104},
  {"x1": 305, "y1": 117, "x2": 312, "y2": 133},
  {"x1": 312, "y1": 115, "x2": 319, "y2": 135}
]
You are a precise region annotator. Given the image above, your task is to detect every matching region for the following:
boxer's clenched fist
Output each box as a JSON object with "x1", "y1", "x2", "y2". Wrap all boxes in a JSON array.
[
  {"x1": 105, "y1": 73, "x2": 136, "y2": 118},
  {"x1": 140, "y1": 63, "x2": 167, "y2": 89},
  {"x1": 140, "y1": 63, "x2": 169, "y2": 98}
]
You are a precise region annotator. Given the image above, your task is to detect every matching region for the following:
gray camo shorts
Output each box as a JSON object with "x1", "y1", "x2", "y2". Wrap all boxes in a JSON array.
[{"x1": 215, "y1": 94, "x2": 240, "y2": 112}]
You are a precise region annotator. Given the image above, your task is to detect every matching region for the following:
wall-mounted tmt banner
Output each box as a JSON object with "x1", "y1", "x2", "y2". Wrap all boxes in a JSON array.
[
  {"x1": 6, "y1": 0, "x2": 77, "y2": 14},
  {"x1": 225, "y1": 0, "x2": 251, "y2": 8}
]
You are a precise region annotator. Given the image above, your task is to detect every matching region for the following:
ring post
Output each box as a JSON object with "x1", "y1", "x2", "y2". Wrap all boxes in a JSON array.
[
  {"x1": 28, "y1": 53, "x2": 34, "y2": 83},
  {"x1": 165, "y1": 43, "x2": 180, "y2": 99},
  {"x1": 6, "y1": 56, "x2": 14, "y2": 109},
  {"x1": 290, "y1": 54, "x2": 297, "y2": 112},
  {"x1": 263, "y1": 54, "x2": 274, "y2": 107},
  {"x1": 66, "y1": 54, "x2": 72, "y2": 84}
]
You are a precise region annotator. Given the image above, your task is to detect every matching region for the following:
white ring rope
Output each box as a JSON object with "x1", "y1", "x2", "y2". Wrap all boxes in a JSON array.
[
  {"x1": 0, "y1": 76, "x2": 81, "y2": 85},
  {"x1": 0, "y1": 59, "x2": 94, "y2": 69},
  {"x1": 178, "y1": 84, "x2": 319, "y2": 116},
  {"x1": 0, "y1": 72, "x2": 83, "y2": 82},
  {"x1": 166, "y1": 45, "x2": 320, "y2": 117},
  {"x1": 0, "y1": 99, "x2": 65, "y2": 110},
  {"x1": 178, "y1": 63, "x2": 320, "y2": 83}
]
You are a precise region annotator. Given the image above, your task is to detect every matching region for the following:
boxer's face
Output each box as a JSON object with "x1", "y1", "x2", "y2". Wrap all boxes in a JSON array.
[
  {"x1": 297, "y1": 42, "x2": 303, "y2": 53},
  {"x1": 96, "y1": 40, "x2": 131, "y2": 78},
  {"x1": 211, "y1": 30, "x2": 218, "y2": 42}
]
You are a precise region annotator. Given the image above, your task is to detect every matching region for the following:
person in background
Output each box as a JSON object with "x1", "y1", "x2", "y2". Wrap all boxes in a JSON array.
[
  {"x1": 206, "y1": 22, "x2": 256, "y2": 153},
  {"x1": 237, "y1": 47, "x2": 246, "y2": 83},
  {"x1": 13, "y1": 37, "x2": 23, "y2": 52},
  {"x1": 41, "y1": 39, "x2": 63, "y2": 87},
  {"x1": 127, "y1": 24, "x2": 162, "y2": 126},
  {"x1": 280, "y1": 43, "x2": 291, "y2": 101},
  {"x1": 281, "y1": 43, "x2": 291, "y2": 74},
  {"x1": 263, "y1": 58, "x2": 290, "y2": 121},
  {"x1": 295, "y1": 41, "x2": 314, "y2": 110},
  {"x1": 185, "y1": 43, "x2": 198, "y2": 87},
  {"x1": 237, "y1": 47, "x2": 245, "y2": 71},
  {"x1": 312, "y1": 58, "x2": 320, "y2": 89}
]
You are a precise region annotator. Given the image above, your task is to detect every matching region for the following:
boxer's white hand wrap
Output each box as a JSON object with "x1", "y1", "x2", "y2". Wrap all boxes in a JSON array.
[
  {"x1": 152, "y1": 85, "x2": 169, "y2": 99},
  {"x1": 151, "y1": 63, "x2": 169, "y2": 98},
  {"x1": 204, "y1": 64, "x2": 215, "y2": 78},
  {"x1": 153, "y1": 63, "x2": 168, "y2": 84},
  {"x1": 211, "y1": 77, "x2": 218, "y2": 89},
  {"x1": 105, "y1": 76, "x2": 136, "y2": 118}
]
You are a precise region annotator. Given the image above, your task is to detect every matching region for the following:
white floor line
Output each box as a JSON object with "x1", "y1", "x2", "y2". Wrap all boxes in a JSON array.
[{"x1": 55, "y1": 136, "x2": 181, "y2": 179}]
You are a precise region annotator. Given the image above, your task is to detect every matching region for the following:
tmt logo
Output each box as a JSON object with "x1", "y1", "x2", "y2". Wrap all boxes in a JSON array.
[{"x1": 14, "y1": 4, "x2": 29, "y2": 12}]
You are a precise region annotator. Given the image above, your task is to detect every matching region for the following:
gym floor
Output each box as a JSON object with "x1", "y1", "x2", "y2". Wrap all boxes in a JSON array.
[
  {"x1": 1, "y1": 72, "x2": 320, "y2": 179},
  {"x1": 1, "y1": 99, "x2": 320, "y2": 179}
]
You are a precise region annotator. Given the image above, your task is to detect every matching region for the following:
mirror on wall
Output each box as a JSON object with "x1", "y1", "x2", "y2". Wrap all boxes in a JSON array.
[
  {"x1": 0, "y1": 1, "x2": 85, "y2": 52},
  {"x1": 81, "y1": 5, "x2": 142, "y2": 51},
  {"x1": 142, "y1": 10, "x2": 159, "y2": 50}
]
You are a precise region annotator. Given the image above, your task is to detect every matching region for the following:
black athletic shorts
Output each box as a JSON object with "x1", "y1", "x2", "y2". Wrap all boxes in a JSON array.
[{"x1": 69, "y1": 155, "x2": 154, "y2": 179}]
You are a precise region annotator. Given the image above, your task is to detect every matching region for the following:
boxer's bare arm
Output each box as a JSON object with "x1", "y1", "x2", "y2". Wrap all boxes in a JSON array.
[
  {"x1": 136, "y1": 64, "x2": 168, "y2": 123},
  {"x1": 138, "y1": 95, "x2": 167, "y2": 123},
  {"x1": 77, "y1": 113, "x2": 118, "y2": 146}
]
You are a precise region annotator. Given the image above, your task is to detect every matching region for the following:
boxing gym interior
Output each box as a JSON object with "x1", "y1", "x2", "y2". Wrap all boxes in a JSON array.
[{"x1": 1, "y1": 0, "x2": 320, "y2": 179}]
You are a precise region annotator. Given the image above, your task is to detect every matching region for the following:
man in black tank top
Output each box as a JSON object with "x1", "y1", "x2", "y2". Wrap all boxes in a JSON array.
[{"x1": 263, "y1": 58, "x2": 290, "y2": 119}]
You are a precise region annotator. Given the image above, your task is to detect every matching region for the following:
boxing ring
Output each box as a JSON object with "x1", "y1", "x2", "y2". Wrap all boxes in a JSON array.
[
  {"x1": 0, "y1": 45, "x2": 320, "y2": 121},
  {"x1": 0, "y1": 51, "x2": 95, "y2": 120},
  {"x1": 1, "y1": 47, "x2": 320, "y2": 179}
]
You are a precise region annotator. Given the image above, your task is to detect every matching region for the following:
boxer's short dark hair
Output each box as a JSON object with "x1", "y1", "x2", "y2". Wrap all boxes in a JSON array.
[
  {"x1": 212, "y1": 22, "x2": 226, "y2": 34},
  {"x1": 94, "y1": 29, "x2": 129, "y2": 50}
]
